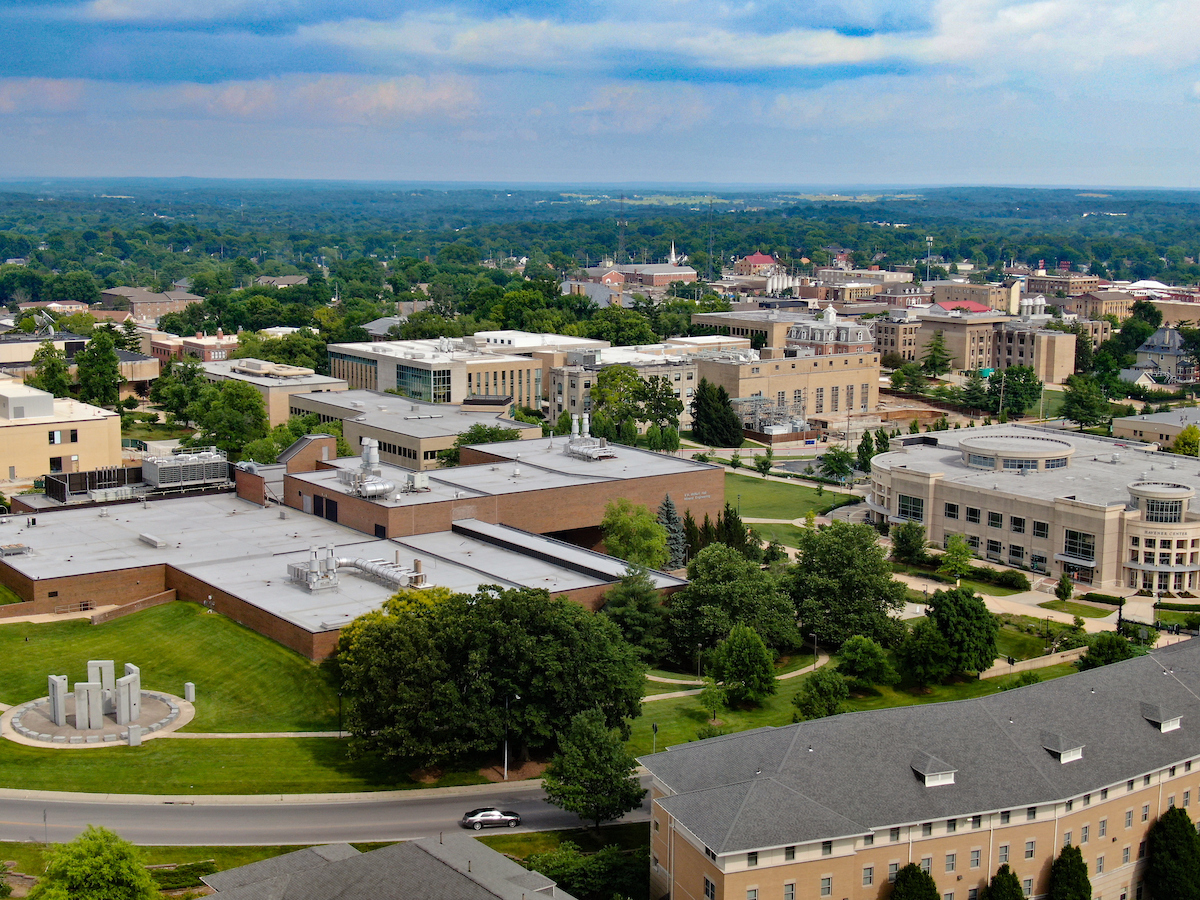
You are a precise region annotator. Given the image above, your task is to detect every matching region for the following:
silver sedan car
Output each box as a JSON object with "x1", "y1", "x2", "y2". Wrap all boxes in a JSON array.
[{"x1": 460, "y1": 807, "x2": 521, "y2": 830}]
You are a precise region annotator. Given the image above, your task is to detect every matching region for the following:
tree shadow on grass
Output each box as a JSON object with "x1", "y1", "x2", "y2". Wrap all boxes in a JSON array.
[{"x1": 296, "y1": 740, "x2": 489, "y2": 791}]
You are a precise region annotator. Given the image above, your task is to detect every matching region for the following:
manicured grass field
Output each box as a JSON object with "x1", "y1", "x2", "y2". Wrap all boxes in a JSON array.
[
  {"x1": 892, "y1": 564, "x2": 1025, "y2": 597},
  {"x1": 725, "y1": 473, "x2": 850, "y2": 520},
  {"x1": 480, "y1": 823, "x2": 648, "y2": 858},
  {"x1": 0, "y1": 583, "x2": 22, "y2": 605},
  {"x1": 121, "y1": 420, "x2": 195, "y2": 443},
  {"x1": 0, "y1": 841, "x2": 397, "y2": 878},
  {"x1": 628, "y1": 663, "x2": 1077, "y2": 757},
  {"x1": 1037, "y1": 600, "x2": 1115, "y2": 619},
  {"x1": 750, "y1": 522, "x2": 805, "y2": 548},
  {"x1": 0, "y1": 602, "x2": 338, "y2": 732},
  {"x1": 0, "y1": 737, "x2": 488, "y2": 794},
  {"x1": 995, "y1": 626, "x2": 1049, "y2": 661}
]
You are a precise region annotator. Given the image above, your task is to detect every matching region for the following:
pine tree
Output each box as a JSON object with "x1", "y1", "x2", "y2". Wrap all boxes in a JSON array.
[
  {"x1": 1145, "y1": 806, "x2": 1200, "y2": 900},
  {"x1": 1048, "y1": 843, "x2": 1091, "y2": 900},
  {"x1": 921, "y1": 329, "x2": 953, "y2": 375},
  {"x1": 657, "y1": 494, "x2": 688, "y2": 569},
  {"x1": 857, "y1": 431, "x2": 875, "y2": 473},
  {"x1": 601, "y1": 565, "x2": 667, "y2": 661},
  {"x1": 76, "y1": 330, "x2": 123, "y2": 408},
  {"x1": 961, "y1": 370, "x2": 991, "y2": 412},
  {"x1": 874, "y1": 428, "x2": 889, "y2": 454},
  {"x1": 682, "y1": 509, "x2": 701, "y2": 561},
  {"x1": 983, "y1": 863, "x2": 1025, "y2": 900},
  {"x1": 889, "y1": 862, "x2": 939, "y2": 900}
]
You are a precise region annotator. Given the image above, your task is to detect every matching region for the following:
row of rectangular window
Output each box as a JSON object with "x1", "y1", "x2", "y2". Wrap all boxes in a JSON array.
[
  {"x1": 945, "y1": 504, "x2": 1048, "y2": 537},
  {"x1": 1131, "y1": 536, "x2": 1200, "y2": 549}
]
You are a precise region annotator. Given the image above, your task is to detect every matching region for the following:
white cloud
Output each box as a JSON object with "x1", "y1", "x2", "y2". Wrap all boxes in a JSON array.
[
  {"x1": 80, "y1": 0, "x2": 300, "y2": 22},
  {"x1": 569, "y1": 83, "x2": 714, "y2": 134},
  {"x1": 0, "y1": 78, "x2": 87, "y2": 115}
]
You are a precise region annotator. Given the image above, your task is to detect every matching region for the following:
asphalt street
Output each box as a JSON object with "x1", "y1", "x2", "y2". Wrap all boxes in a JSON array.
[{"x1": 0, "y1": 779, "x2": 653, "y2": 846}]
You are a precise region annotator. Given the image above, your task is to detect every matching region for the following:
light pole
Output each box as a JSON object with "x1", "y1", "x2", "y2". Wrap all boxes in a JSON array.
[{"x1": 503, "y1": 693, "x2": 520, "y2": 781}]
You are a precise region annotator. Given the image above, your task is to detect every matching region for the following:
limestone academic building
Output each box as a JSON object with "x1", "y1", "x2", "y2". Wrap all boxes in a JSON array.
[
  {"x1": 643, "y1": 640, "x2": 1200, "y2": 900},
  {"x1": 866, "y1": 424, "x2": 1200, "y2": 592}
]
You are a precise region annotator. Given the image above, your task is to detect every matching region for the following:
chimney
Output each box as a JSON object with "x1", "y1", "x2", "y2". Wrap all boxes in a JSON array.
[
  {"x1": 413, "y1": 558, "x2": 423, "y2": 574},
  {"x1": 217, "y1": 328, "x2": 224, "y2": 339},
  {"x1": 195, "y1": 331, "x2": 202, "y2": 339}
]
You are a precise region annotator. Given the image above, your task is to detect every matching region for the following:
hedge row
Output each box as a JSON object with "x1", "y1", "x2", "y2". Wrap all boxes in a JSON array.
[
  {"x1": 1079, "y1": 592, "x2": 1124, "y2": 606},
  {"x1": 1154, "y1": 602, "x2": 1200, "y2": 613}
]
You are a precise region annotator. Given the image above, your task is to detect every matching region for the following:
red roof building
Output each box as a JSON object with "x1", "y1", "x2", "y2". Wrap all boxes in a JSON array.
[
  {"x1": 734, "y1": 252, "x2": 779, "y2": 276},
  {"x1": 934, "y1": 299, "x2": 992, "y2": 314}
]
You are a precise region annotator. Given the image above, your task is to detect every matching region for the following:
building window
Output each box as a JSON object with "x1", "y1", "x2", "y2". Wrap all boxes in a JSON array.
[
  {"x1": 945, "y1": 503, "x2": 960, "y2": 520},
  {"x1": 1100, "y1": 818, "x2": 1107, "y2": 837},
  {"x1": 1096, "y1": 855, "x2": 1104, "y2": 874},
  {"x1": 920, "y1": 858, "x2": 932, "y2": 875},
  {"x1": 987, "y1": 539, "x2": 1003, "y2": 561},
  {"x1": 705, "y1": 847, "x2": 717, "y2": 861},
  {"x1": 1033, "y1": 521, "x2": 1049, "y2": 538},
  {"x1": 1009, "y1": 545, "x2": 1025, "y2": 564},
  {"x1": 947, "y1": 819, "x2": 957, "y2": 833},
  {"x1": 863, "y1": 834, "x2": 874, "y2": 846},
  {"x1": 1143, "y1": 804, "x2": 1150, "y2": 822},
  {"x1": 1003, "y1": 457, "x2": 1038, "y2": 471},
  {"x1": 898, "y1": 495, "x2": 925, "y2": 522},
  {"x1": 988, "y1": 511, "x2": 1003, "y2": 528},
  {"x1": 1001, "y1": 811, "x2": 1010, "y2": 824},
  {"x1": 971, "y1": 849, "x2": 980, "y2": 868},
  {"x1": 1064, "y1": 831, "x2": 1072, "y2": 847},
  {"x1": 784, "y1": 886, "x2": 794, "y2": 900},
  {"x1": 1022, "y1": 878, "x2": 1033, "y2": 897},
  {"x1": 999, "y1": 844, "x2": 1009, "y2": 863},
  {"x1": 1123, "y1": 846, "x2": 1131, "y2": 865},
  {"x1": 1046, "y1": 457, "x2": 1068, "y2": 469},
  {"x1": 890, "y1": 828, "x2": 901, "y2": 843},
  {"x1": 704, "y1": 877, "x2": 716, "y2": 900},
  {"x1": 968, "y1": 454, "x2": 995, "y2": 468},
  {"x1": 969, "y1": 891, "x2": 979, "y2": 900},
  {"x1": 1011, "y1": 516, "x2": 1026, "y2": 534},
  {"x1": 1025, "y1": 841, "x2": 1035, "y2": 859},
  {"x1": 863, "y1": 867, "x2": 874, "y2": 886},
  {"x1": 1139, "y1": 840, "x2": 1146, "y2": 859},
  {"x1": 815, "y1": 387, "x2": 824, "y2": 413},
  {"x1": 966, "y1": 507, "x2": 981, "y2": 524},
  {"x1": 747, "y1": 891, "x2": 757, "y2": 900},
  {"x1": 821, "y1": 842, "x2": 831, "y2": 857},
  {"x1": 922, "y1": 823, "x2": 933, "y2": 837},
  {"x1": 971, "y1": 816, "x2": 982, "y2": 829},
  {"x1": 785, "y1": 846, "x2": 795, "y2": 861},
  {"x1": 1064, "y1": 529, "x2": 1096, "y2": 561},
  {"x1": 820, "y1": 877, "x2": 831, "y2": 897},
  {"x1": 1126, "y1": 810, "x2": 1133, "y2": 828},
  {"x1": 748, "y1": 851, "x2": 758, "y2": 866},
  {"x1": 1145, "y1": 498, "x2": 1184, "y2": 524},
  {"x1": 946, "y1": 853, "x2": 956, "y2": 872},
  {"x1": 1081, "y1": 825, "x2": 1089, "y2": 844}
]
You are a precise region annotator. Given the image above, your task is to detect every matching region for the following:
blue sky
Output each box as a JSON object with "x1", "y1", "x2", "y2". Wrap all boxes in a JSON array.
[{"x1": 0, "y1": 0, "x2": 1197, "y2": 186}]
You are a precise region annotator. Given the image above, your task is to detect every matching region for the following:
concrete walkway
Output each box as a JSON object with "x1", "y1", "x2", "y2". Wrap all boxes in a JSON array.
[
  {"x1": 642, "y1": 652, "x2": 831, "y2": 703},
  {"x1": 163, "y1": 731, "x2": 343, "y2": 739},
  {"x1": 0, "y1": 605, "x2": 120, "y2": 625}
]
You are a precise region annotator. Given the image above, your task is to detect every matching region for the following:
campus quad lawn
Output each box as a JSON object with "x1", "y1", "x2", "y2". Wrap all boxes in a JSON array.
[
  {"x1": 627, "y1": 664, "x2": 1077, "y2": 757},
  {"x1": 725, "y1": 473, "x2": 850, "y2": 520},
  {"x1": 0, "y1": 602, "x2": 338, "y2": 732},
  {"x1": 480, "y1": 823, "x2": 648, "y2": 858},
  {"x1": 1037, "y1": 600, "x2": 1114, "y2": 619},
  {"x1": 749, "y1": 522, "x2": 805, "y2": 549},
  {"x1": 0, "y1": 737, "x2": 488, "y2": 795},
  {"x1": 995, "y1": 626, "x2": 1048, "y2": 662}
]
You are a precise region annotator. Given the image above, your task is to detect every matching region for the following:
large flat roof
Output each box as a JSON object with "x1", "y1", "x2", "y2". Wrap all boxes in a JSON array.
[
  {"x1": 202, "y1": 359, "x2": 346, "y2": 388},
  {"x1": 0, "y1": 494, "x2": 678, "y2": 634},
  {"x1": 872, "y1": 424, "x2": 1177, "y2": 508},
  {"x1": 327, "y1": 339, "x2": 531, "y2": 366},
  {"x1": 290, "y1": 390, "x2": 535, "y2": 440},
  {"x1": 1114, "y1": 407, "x2": 1200, "y2": 429}
]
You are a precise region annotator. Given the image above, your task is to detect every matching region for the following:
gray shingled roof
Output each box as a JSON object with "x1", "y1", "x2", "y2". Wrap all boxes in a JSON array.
[
  {"x1": 641, "y1": 642, "x2": 1200, "y2": 854},
  {"x1": 204, "y1": 835, "x2": 576, "y2": 900},
  {"x1": 202, "y1": 844, "x2": 361, "y2": 892}
]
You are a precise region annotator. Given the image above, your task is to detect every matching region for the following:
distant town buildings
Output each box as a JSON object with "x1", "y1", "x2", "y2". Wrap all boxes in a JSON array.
[{"x1": 100, "y1": 286, "x2": 204, "y2": 324}]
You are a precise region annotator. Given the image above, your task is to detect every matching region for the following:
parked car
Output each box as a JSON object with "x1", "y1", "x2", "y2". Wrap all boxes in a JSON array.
[{"x1": 460, "y1": 807, "x2": 521, "y2": 830}]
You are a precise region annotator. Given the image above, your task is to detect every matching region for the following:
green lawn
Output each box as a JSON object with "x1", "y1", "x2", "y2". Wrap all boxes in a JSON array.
[
  {"x1": 891, "y1": 564, "x2": 1025, "y2": 598},
  {"x1": 479, "y1": 823, "x2": 648, "y2": 858},
  {"x1": 995, "y1": 627, "x2": 1049, "y2": 661},
  {"x1": 726, "y1": 473, "x2": 851, "y2": 520},
  {"x1": 121, "y1": 420, "x2": 194, "y2": 443},
  {"x1": 0, "y1": 602, "x2": 338, "y2": 732},
  {"x1": 751, "y1": 523, "x2": 805, "y2": 548},
  {"x1": 0, "y1": 842, "x2": 397, "y2": 878},
  {"x1": 0, "y1": 583, "x2": 22, "y2": 605},
  {"x1": 0, "y1": 737, "x2": 488, "y2": 794},
  {"x1": 1037, "y1": 600, "x2": 1115, "y2": 619},
  {"x1": 643, "y1": 679, "x2": 693, "y2": 696},
  {"x1": 629, "y1": 664, "x2": 1077, "y2": 756}
]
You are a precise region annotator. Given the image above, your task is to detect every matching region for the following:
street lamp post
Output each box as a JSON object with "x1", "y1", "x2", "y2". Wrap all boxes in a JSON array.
[
  {"x1": 337, "y1": 691, "x2": 342, "y2": 740},
  {"x1": 503, "y1": 693, "x2": 520, "y2": 781}
]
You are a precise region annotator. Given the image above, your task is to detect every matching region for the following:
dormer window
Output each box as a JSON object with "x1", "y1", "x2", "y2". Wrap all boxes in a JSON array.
[
  {"x1": 1042, "y1": 731, "x2": 1084, "y2": 764},
  {"x1": 912, "y1": 751, "x2": 957, "y2": 787},
  {"x1": 1142, "y1": 703, "x2": 1182, "y2": 733}
]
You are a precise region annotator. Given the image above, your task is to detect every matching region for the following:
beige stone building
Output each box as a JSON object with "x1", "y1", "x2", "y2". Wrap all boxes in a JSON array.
[
  {"x1": 930, "y1": 280, "x2": 1021, "y2": 314},
  {"x1": 0, "y1": 381, "x2": 121, "y2": 480},
  {"x1": 1064, "y1": 290, "x2": 1135, "y2": 321},
  {"x1": 696, "y1": 351, "x2": 880, "y2": 420},
  {"x1": 201, "y1": 358, "x2": 348, "y2": 427},
  {"x1": 910, "y1": 305, "x2": 1077, "y2": 384},
  {"x1": 643, "y1": 639, "x2": 1200, "y2": 900},
  {"x1": 1112, "y1": 407, "x2": 1200, "y2": 446},
  {"x1": 691, "y1": 309, "x2": 819, "y2": 349},
  {"x1": 1025, "y1": 272, "x2": 1101, "y2": 297},
  {"x1": 551, "y1": 354, "x2": 699, "y2": 427},
  {"x1": 874, "y1": 309, "x2": 923, "y2": 362},
  {"x1": 867, "y1": 424, "x2": 1200, "y2": 591}
]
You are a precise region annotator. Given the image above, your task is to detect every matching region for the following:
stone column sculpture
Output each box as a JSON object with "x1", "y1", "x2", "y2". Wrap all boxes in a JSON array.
[
  {"x1": 124, "y1": 663, "x2": 141, "y2": 720},
  {"x1": 47, "y1": 675, "x2": 68, "y2": 727},
  {"x1": 74, "y1": 681, "x2": 102, "y2": 730},
  {"x1": 115, "y1": 674, "x2": 137, "y2": 725}
]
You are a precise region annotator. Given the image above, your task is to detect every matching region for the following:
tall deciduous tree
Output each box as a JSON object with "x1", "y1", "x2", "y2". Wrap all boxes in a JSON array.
[
  {"x1": 926, "y1": 587, "x2": 999, "y2": 674},
  {"x1": 1047, "y1": 843, "x2": 1091, "y2": 900},
  {"x1": 657, "y1": 494, "x2": 688, "y2": 569},
  {"x1": 668, "y1": 543, "x2": 797, "y2": 659},
  {"x1": 938, "y1": 534, "x2": 976, "y2": 581},
  {"x1": 987, "y1": 365, "x2": 1042, "y2": 417},
  {"x1": 591, "y1": 364, "x2": 643, "y2": 424},
  {"x1": 601, "y1": 498, "x2": 669, "y2": 570},
  {"x1": 28, "y1": 825, "x2": 157, "y2": 900},
  {"x1": 789, "y1": 521, "x2": 907, "y2": 647},
  {"x1": 638, "y1": 374, "x2": 684, "y2": 429},
  {"x1": 75, "y1": 329, "x2": 123, "y2": 407},
  {"x1": 1144, "y1": 806, "x2": 1200, "y2": 900},
  {"x1": 150, "y1": 355, "x2": 205, "y2": 425},
  {"x1": 337, "y1": 586, "x2": 644, "y2": 766},
  {"x1": 837, "y1": 635, "x2": 899, "y2": 685},
  {"x1": 1077, "y1": 631, "x2": 1137, "y2": 670},
  {"x1": 889, "y1": 862, "x2": 939, "y2": 900},
  {"x1": 890, "y1": 521, "x2": 928, "y2": 564},
  {"x1": 186, "y1": 380, "x2": 269, "y2": 458},
  {"x1": 27, "y1": 340, "x2": 71, "y2": 397},
  {"x1": 602, "y1": 565, "x2": 667, "y2": 662},
  {"x1": 1060, "y1": 374, "x2": 1110, "y2": 430},
  {"x1": 896, "y1": 619, "x2": 953, "y2": 687},
  {"x1": 1173, "y1": 424, "x2": 1200, "y2": 456},
  {"x1": 710, "y1": 623, "x2": 777, "y2": 705},
  {"x1": 820, "y1": 446, "x2": 854, "y2": 481},
  {"x1": 792, "y1": 667, "x2": 848, "y2": 721},
  {"x1": 438, "y1": 423, "x2": 521, "y2": 466},
  {"x1": 542, "y1": 708, "x2": 647, "y2": 830}
]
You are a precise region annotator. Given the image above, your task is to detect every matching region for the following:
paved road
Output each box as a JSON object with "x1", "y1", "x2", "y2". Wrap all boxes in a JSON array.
[{"x1": 0, "y1": 780, "x2": 652, "y2": 846}]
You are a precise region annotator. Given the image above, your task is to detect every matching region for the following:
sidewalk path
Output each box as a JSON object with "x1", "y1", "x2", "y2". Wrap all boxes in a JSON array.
[
  {"x1": 642, "y1": 652, "x2": 831, "y2": 703},
  {"x1": 164, "y1": 731, "x2": 342, "y2": 739}
]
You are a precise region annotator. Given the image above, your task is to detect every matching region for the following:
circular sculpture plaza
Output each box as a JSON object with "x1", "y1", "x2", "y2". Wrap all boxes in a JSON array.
[{"x1": 3, "y1": 691, "x2": 189, "y2": 747}]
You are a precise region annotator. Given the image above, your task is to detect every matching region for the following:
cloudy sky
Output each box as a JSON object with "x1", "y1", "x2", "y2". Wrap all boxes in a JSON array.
[{"x1": 0, "y1": 0, "x2": 1198, "y2": 186}]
